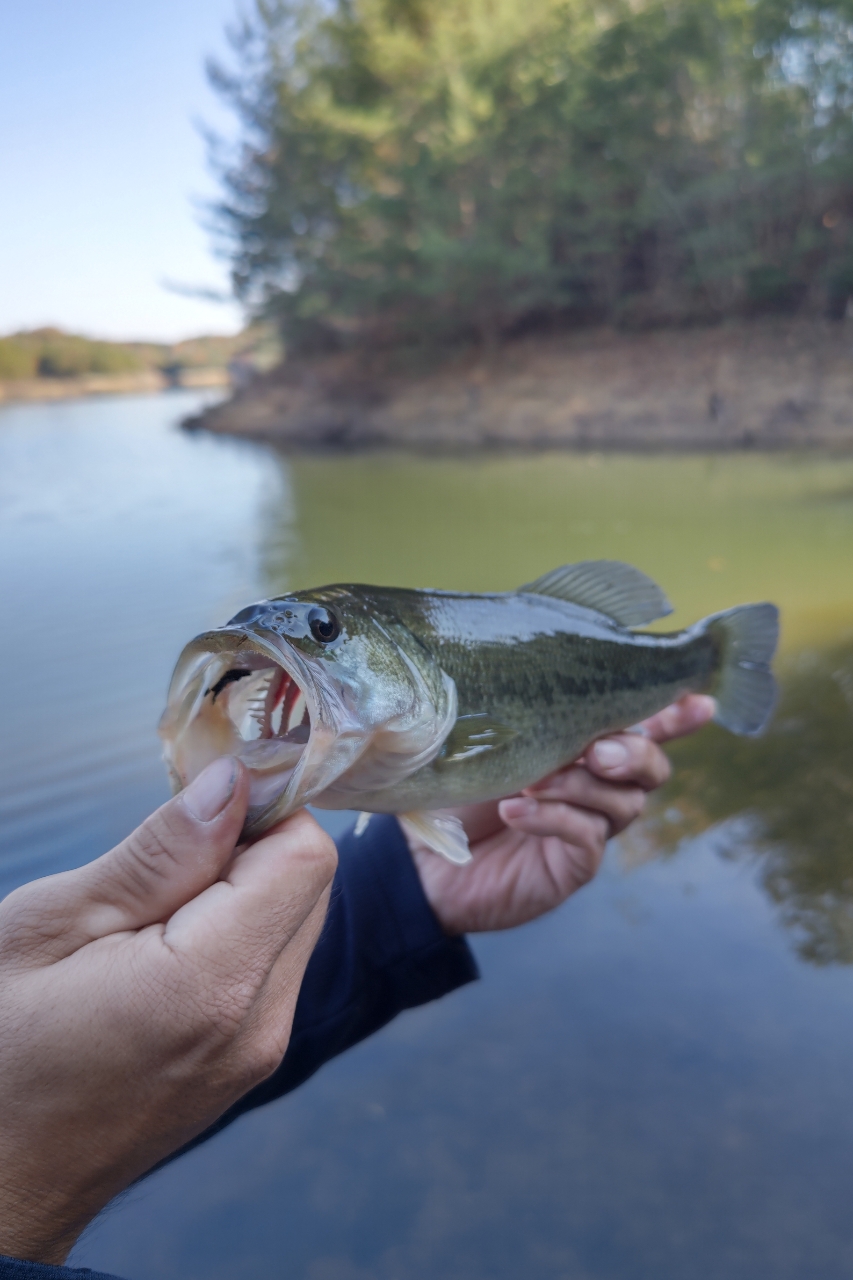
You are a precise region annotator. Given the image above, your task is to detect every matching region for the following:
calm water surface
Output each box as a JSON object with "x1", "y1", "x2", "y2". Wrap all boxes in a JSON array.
[{"x1": 2, "y1": 392, "x2": 853, "y2": 1279}]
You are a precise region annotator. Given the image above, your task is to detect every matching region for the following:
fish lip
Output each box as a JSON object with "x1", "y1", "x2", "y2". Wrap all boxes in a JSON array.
[{"x1": 160, "y1": 624, "x2": 358, "y2": 839}]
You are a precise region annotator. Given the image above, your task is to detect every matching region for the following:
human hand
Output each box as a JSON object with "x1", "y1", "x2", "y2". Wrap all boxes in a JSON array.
[
  {"x1": 0, "y1": 757, "x2": 336, "y2": 1266},
  {"x1": 409, "y1": 694, "x2": 715, "y2": 934}
]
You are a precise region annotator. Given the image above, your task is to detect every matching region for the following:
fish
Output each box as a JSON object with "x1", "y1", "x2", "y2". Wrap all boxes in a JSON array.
[{"x1": 158, "y1": 560, "x2": 779, "y2": 864}]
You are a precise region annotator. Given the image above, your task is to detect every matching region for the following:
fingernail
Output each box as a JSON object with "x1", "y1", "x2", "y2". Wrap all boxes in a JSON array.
[
  {"x1": 593, "y1": 740, "x2": 629, "y2": 770},
  {"x1": 183, "y1": 757, "x2": 238, "y2": 821},
  {"x1": 500, "y1": 797, "x2": 538, "y2": 820}
]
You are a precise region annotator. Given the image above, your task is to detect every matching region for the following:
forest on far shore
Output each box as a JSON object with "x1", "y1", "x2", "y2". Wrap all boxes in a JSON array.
[
  {"x1": 211, "y1": 0, "x2": 853, "y2": 357},
  {"x1": 0, "y1": 328, "x2": 275, "y2": 383}
]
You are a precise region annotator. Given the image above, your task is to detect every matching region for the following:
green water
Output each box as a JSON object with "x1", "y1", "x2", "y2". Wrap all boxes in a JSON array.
[{"x1": 265, "y1": 452, "x2": 853, "y2": 651}]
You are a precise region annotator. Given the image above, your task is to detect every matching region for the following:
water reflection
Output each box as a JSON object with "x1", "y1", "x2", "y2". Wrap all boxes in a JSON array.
[{"x1": 636, "y1": 641, "x2": 853, "y2": 963}]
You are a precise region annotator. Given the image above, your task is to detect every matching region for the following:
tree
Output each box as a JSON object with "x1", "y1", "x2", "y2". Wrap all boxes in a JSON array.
[{"x1": 211, "y1": 0, "x2": 853, "y2": 352}]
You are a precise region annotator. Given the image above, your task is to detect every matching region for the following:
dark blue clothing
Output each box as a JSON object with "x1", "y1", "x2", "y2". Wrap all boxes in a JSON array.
[{"x1": 0, "y1": 816, "x2": 478, "y2": 1280}]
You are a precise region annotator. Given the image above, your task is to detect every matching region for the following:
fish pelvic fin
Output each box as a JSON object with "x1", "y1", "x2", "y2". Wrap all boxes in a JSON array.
[
  {"x1": 704, "y1": 603, "x2": 779, "y2": 736},
  {"x1": 520, "y1": 560, "x2": 672, "y2": 627},
  {"x1": 400, "y1": 810, "x2": 473, "y2": 865}
]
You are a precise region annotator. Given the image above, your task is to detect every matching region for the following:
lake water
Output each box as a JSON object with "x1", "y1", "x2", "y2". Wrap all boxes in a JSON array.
[{"x1": 2, "y1": 391, "x2": 853, "y2": 1279}]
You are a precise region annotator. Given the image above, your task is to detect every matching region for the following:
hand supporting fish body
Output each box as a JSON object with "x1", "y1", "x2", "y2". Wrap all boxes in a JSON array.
[{"x1": 159, "y1": 561, "x2": 779, "y2": 864}]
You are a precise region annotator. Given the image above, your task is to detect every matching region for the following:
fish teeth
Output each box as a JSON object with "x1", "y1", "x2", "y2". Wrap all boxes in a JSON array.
[
  {"x1": 270, "y1": 697, "x2": 285, "y2": 736},
  {"x1": 287, "y1": 691, "x2": 307, "y2": 734},
  {"x1": 226, "y1": 668, "x2": 277, "y2": 742}
]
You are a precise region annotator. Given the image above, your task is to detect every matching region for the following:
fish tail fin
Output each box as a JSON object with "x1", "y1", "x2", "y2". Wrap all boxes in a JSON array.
[{"x1": 702, "y1": 603, "x2": 779, "y2": 736}]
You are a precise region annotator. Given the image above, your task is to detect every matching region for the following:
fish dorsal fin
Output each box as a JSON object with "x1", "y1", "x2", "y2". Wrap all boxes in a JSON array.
[
  {"x1": 400, "y1": 811, "x2": 472, "y2": 865},
  {"x1": 520, "y1": 560, "x2": 672, "y2": 627}
]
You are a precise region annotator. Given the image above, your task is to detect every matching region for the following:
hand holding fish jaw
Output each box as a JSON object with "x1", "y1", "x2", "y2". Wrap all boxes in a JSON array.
[
  {"x1": 0, "y1": 759, "x2": 336, "y2": 1266},
  {"x1": 407, "y1": 695, "x2": 716, "y2": 935}
]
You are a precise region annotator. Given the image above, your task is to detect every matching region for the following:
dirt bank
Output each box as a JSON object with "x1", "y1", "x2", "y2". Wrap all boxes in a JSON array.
[{"x1": 189, "y1": 318, "x2": 853, "y2": 451}]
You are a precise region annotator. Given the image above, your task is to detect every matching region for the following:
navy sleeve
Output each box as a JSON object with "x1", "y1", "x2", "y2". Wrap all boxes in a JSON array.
[
  {"x1": 0, "y1": 819, "x2": 479, "y2": 1280},
  {"x1": 0, "y1": 1262, "x2": 121, "y2": 1280}
]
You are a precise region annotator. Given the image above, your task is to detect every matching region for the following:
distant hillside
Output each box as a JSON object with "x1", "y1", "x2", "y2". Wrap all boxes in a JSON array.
[
  {"x1": 0, "y1": 327, "x2": 282, "y2": 379},
  {"x1": 0, "y1": 325, "x2": 282, "y2": 403}
]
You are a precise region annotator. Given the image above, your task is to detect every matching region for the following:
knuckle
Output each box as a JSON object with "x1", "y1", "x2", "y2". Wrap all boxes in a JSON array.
[
  {"x1": 242, "y1": 1032, "x2": 288, "y2": 1084},
  {"x1": 0, "y1": 879, "x2": 72, "y2": 958},
  {"x1": 625, "y1": 788, "x2": 647, "y2": 820},
  {"x1": 289, "y1": 818, "x2": 338, "y2": 883},
  {"x1": 651, "y1": 750, "x2": 672, "y2": 786},
  {"x1": 0, "y1": 882, "x2": 41, "y2": 930},
  {"x1": 566, "y1": 810, "x2": 607, "y2": 853},
  {"x1": 119, "y1": 819, "x2": 181, "y2": 892},
  {"x1": 609, "y1": 789, "x2": 646, "y2": 834}
]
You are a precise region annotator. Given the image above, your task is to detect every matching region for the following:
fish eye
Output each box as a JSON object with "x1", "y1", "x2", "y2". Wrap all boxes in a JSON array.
[{"x1": 308, "y1": 607, "x2": 341, "y2": 644}]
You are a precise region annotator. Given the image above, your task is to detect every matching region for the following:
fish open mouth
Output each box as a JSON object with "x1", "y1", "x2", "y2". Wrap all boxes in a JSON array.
[
  {"x1": 209, "y1": 661, "x2": 311, "y2": 777},
  {"x1": 159, "y1": 631, "x2": 322, "y2": 828}
]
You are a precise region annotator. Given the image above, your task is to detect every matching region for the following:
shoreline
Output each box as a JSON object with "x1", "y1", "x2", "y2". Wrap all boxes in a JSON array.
[
  {"x1": 189, "y1": 318, "x2": 853, "y2": 452},
  {"x1": 0, "y1": 367, "x2": 229, "y2": 405}
]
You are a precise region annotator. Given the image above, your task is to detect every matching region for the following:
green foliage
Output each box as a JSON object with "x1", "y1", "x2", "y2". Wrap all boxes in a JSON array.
[
  {"x1": 0, "y1": 329, "x2": 269, "y2": 382},
  {"x1": 36, "y1": 334, "x2": 144, "y2": 377},
  {"x1": 0, "y1": 339, "x2": 38, "y2": 379},
  {"x1": 0, "y1": 330, "x2": 146, "y2": 379},
  {"x1": 211, "y1": 0, "x2": 853, "y2": 350}
]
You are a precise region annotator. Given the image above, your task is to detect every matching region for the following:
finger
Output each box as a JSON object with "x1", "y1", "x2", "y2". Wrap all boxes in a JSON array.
[
  {"x1": 497, "y1": 798, "x2": 609, "y2": 889},
  {"x1": 529, "y1": 731, "x2": 672, "y2": 792},
  {"x1": 636, "y1": 693, "x2": 716, "y2": 744},
  {"x1": 165, "y1": 808, "x2": 337, "y2": 1014},
  {"x1": 583, "y1": 734, "x2": 672, "y2": 790},
  {"x1": 498, "y1": 797, "x2": 610, "y2": 848},
  {"x1": 0, "y1": 758, "x2": 249, "y2": 965},
  {"x1": 520, "y1": 767, "x2": 647, "y2": 835}
]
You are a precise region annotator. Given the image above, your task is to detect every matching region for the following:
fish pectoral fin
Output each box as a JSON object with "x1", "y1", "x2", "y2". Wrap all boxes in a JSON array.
[
  {"x1": 400, "y1": 810, "x2": 472, "y2": 865},
  {"x1": 439, "y1": 714, "x2": 518, "y2": 763},
  {"x1": 520, "y1": 560, "x2": 673, "y2": 627}
]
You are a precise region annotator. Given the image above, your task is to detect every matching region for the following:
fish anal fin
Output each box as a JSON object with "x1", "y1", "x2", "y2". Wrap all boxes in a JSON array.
[
  {"x1": 439, "y1": 714, "x2": 518, "y2": 764},
  {"x1": 400, "y1": 811, "x2": 472, "y2": 865},
  {"x1": 520, "y1": 560, "x2": 672, "y2": 627}
]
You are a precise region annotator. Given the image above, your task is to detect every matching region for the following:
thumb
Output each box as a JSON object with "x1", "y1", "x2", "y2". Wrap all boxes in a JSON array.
[{"x1": 0, "y1": 758, "x2": 249, "y2": 966}]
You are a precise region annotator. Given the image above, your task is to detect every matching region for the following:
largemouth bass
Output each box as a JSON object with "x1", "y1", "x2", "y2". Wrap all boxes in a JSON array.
[{"x1": 159, "y1": 560, "x2": 778, "y2": 863}]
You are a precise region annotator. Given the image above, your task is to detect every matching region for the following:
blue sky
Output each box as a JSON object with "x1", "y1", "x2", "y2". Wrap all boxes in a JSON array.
[{"x1": 0, "y1": 0, "x2": 248, "y2": 340}]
